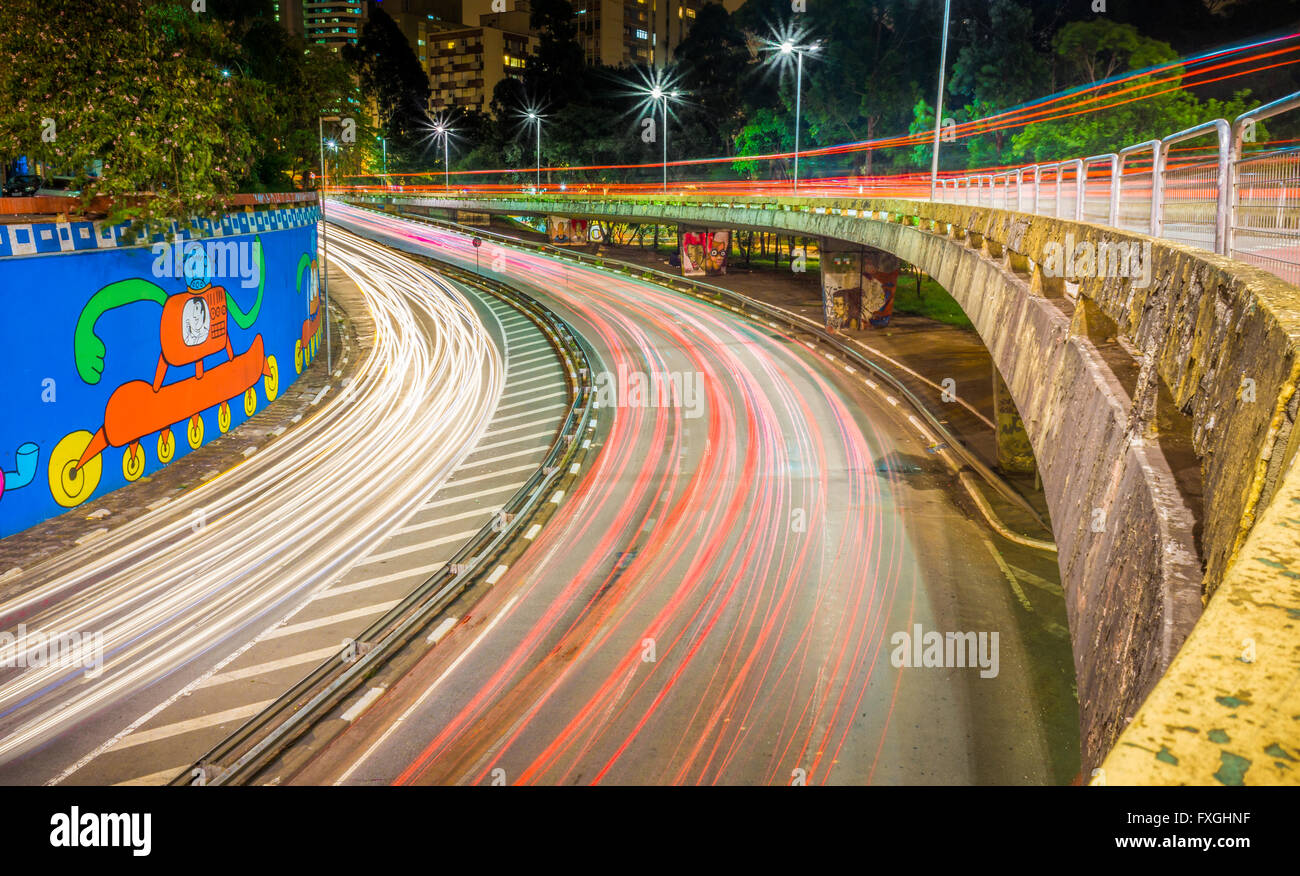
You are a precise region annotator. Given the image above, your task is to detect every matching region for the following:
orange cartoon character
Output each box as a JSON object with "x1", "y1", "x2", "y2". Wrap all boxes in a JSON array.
[
  {"x1": 48, "y1": 237, "x2": 279, "y2": 508},
  {"x1": 294, "y1": 251, "x2": 323, "y2": 374}
]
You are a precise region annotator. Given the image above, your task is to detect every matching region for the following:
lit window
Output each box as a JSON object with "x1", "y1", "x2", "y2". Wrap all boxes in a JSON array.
[{"x1": 636, "y1": 29, "x2": 648, "y2": 39}]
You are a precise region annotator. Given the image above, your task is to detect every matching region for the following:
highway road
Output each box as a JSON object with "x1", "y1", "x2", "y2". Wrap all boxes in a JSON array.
[
  {"x1": 276, "y1": 204, "x2": 1079, "y2": 786},
  {"x1": 0, "y1": 228, "x2": 572, "y2": 785}
]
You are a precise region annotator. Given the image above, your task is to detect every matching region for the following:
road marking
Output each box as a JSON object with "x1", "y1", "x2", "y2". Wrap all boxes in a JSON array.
[
  {"x1": 486, "y1": 565, "x2": 509, "y2": 584},
  {"x1": 524, "y1": 523, "x2": 542, "y2": 540},
  {"x1": 550, "y1": 490, "x2": 565, "y2": 504},
  {"x1": 423, "y1": 482, "x2": 519, "y2": 510},
  {"x1": 333, "y1": 562, "x2": 443, "y2": 592},
  {"x1": 983, "y1": 538, "x2": 1033, "y2": 612},
  {"x1": 270, "y1": 426, "x2": 287, "y2": 438},
  {"x1": 470, "y1": 430, "x2": 559, "y2": 454},
  {"x1": 113, "y1": 700, "x2": 276, "y2": 751},
  {"x1": 425, "y1": 616, "x2": 458, "y2": 644},
  {"x1": 242, "y1": 446, "x2": 258, "y2": 458},
  {"x1": 266, "y1": 602, "x2": 399, "y2": 639},
  {"x1": 483, "y1": 419, "x2": 558, "y2": 439},
  {"x1": 442, "y1": 463, "x2": 541, "y2": 489},
  {"x1": 146, "y1": 497, "x2": 171, "y2": 511},
  {"x1": 396, "y1": 507, "x2": 495, "y2": 535},
  {"x1": 310, "y1": 385, "x2": 331, "y2": 405},
  {"x1": 494, "y1": 390, "x2": 566, "y2": 413},
  {"x1": 198, "y1": 645, "x2": 343, "y2": 688},
  {"x1": 357, "y1": 530, "x2": 480, "y2": 566},
  {"x1": 114, "y1": 765, "x2": 191, "y2": 786},
  {"x1": 570, "y1": 462, "x2": 581, "y2": 474},
  {"x1": 886, "y1": 395, "x2": 899, "y2": 406},
  {"x1": 334, "y1": 595, "x2": 519, "y2": 786},
  {"x1": 75, "y1": 529, "x2": 108, "y2": 546},
  {"x1": 342, "y1": 686, "x2": 387, "y2": 723},
  {"x1": 500, "y1": 373, "x2": 566, "y2": 399}
]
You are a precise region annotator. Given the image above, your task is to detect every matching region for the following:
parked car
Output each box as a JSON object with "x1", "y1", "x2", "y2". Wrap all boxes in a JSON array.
[
  {"x1": 35, "y1": 175, "x2": 79, "y2": 197},
  {"x1": 1, "y1": 174, "x2": 43, "y2": 197}
]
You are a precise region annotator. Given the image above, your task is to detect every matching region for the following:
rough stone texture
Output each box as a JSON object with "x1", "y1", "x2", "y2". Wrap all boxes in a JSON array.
[
  {"x1": 992, "y1": 367, "x2": 1037, "y2": 475},
  {"x1": 355, "y1": 193, "x2": 1300, "y2": 776}
]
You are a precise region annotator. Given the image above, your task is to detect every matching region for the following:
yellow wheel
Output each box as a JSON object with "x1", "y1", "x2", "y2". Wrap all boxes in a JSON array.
[
  {"x1": 122, "y1": 442, "x2": 145, "y2": 482},
  {"x1": 157, "y1": 429, "x2": 175, "y2": 464},
  {"x1": 48, "y1": 430, "x2": 102, "y2": 508},
  {"x1": 218, "y1": 401, "x2": 232, "y2": 433},
  {"x1": 264, "y1": 355, "x2": 279, "y2": 402},
  {"x1": 294, "y1": 339, "x2": 303, "y2": 375},
  {"x1": 309, "y1": 334, "x2": 317, "y2": 359},
  {"x1": 187, "y1": 414, "x2": 204, "y2": 449},
  {"x1": 243, "y1": 386, "x2": 257, "y2": 417}
]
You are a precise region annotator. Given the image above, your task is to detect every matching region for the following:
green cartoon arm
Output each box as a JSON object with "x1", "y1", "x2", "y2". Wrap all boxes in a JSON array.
[
  {"x1": 296, "y1": 252, "x2": 313, "y2": 295},
  {"x1": 226, "y1": 236, "x2": 265, "y2": 330},
  {"x1": 74, "y1": 279, "x2": 168, "y2": 385}
]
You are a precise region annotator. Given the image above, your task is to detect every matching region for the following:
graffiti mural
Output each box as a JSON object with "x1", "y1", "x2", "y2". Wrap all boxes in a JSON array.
[
  {"x1": 821, "y1": 248, "x2": 863, "y2": 331},
  {"x1": 862, "y1": 250, "x2": 902, "y2": 328},
  {"x1": 681, "y1": 228, "x2": 730, "y2": 277},
  {"x1": 547, "y1": 216, "x2": 588, "y2": 246},
  {"x1": 0, "y1": 206, "x2": 319, "y2": 537}
]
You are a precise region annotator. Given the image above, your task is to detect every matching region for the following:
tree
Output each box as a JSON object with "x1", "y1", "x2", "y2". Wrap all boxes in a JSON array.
[
  {"x1": 673, "y1": 2, "x2": 754, "y2": 157},
  {"x1": 0, "y1": 0, "x2": 259, "y2": 228}
]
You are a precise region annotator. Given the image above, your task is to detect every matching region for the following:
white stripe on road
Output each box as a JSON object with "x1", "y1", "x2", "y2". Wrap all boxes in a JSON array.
[
  {"x1": 197, "y1": 645, "x2": 343, "y2": 689},
  {"x1": 266, "y1": 602, "x2": 399, "y2": 639},
  {"x1": 334, "y1": 595, "x2": 519, "y2": 785},
  {"x1": 113, "y1": 700, "x2": 276, "y2": 751},
  {"x1": 425, "y1": 616, "x2": 458, "y2": 644},
  {"x1": 342, "y1": 686, "x2": 388, "y2": 723}
]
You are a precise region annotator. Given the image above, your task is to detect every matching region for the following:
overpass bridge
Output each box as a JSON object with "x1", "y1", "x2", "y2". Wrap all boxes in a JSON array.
[{"x1": 341, "y1": 116, "x2": 1300, "y2": 782}]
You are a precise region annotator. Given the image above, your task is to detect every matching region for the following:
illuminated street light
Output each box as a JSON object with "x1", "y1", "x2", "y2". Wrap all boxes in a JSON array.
[
  {"x1": 763, "y1": 26, "x2": 822, "y2": 193},
  {"x1": 521, "y1": 107, "x2": 545, "y2": 189},
  {"x1": 424, "y1": 115, "x2": 456, "y2": 191},
  {"x1": 629, "y1": 69, "x2": 686, "y2": 193}
]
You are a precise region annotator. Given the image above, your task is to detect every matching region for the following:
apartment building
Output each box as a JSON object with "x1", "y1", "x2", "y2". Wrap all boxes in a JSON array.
[{"x1": 573, "y1": 0, "x2": 708, "y2": 67}]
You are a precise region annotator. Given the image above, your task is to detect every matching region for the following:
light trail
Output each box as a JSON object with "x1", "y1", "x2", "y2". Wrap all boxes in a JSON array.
[
  {"x1": 281, "y1": 205, "x2": 1071, "y2": 786},
  {"x1": 0, "y1": 227, "x2": 504, "y2": 773}
]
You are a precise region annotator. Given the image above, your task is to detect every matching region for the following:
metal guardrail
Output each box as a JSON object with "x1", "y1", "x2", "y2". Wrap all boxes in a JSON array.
[
  {"x1": 935, "y1": 91, "x2": 1300, "y2": 284},
  {"x1": 173, "y1": 252, "x2": 596, "y2": 787},
  {"x1": 367, "y1": 200, "x2": 1050, "y2": 532}
]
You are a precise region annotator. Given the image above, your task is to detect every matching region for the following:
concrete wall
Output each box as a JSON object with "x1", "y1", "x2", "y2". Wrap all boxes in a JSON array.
[
  {"x1": 355, "y1": 193, "x2": 1300, "y2": 777},
  {"x1": 0, "y1": 205, "x2": 321, "y2": 537}
]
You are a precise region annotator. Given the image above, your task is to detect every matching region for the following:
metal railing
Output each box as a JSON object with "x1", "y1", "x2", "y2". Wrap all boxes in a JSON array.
[{"x1": 935, "y1": 90, "x2": 1300, "y2": 284}]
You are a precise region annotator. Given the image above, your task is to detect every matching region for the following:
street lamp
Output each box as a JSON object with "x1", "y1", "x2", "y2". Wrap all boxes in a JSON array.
[
  {"x1": 930, "y1": 0, "x2": 953, "y2": 200},
  {"x1": 764, "y1": 30, "x2": 821, "y2": 193},
  {"x1": 317, "y1": 114, "x2": 340, "y2": 374},
  {"x1": 631, "y1": 70, "x2": 685, "y2": 194},
  {"x1": 377, "y1": 135, "x2": 388, "y2": 182},
  {"x1": 523, "y1": 109, "x2": 544, "y2": 189},
  {"x1": 429, "y1": 119, "x2": 454, "y2": 190}
]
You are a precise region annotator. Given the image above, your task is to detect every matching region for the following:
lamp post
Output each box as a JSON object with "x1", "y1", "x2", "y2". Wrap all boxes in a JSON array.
[
  {"x1": 775, "y1": 38, "x2": 821, "y2": 194},
  {"x1": 318, "y1": 114, "x2": 340, "y2": 374},
  {"x1": 635, "y1": 79, "x2": 683, "y2": 194},
  {"x1": 930, "y1": 0, "x2": 952, "y2": 200},
  {"x1": 378, "y1": 135, "x2": 388, "y2": 182},
  {"x1": 525, "y1": 110, "x2": 542, "y2": 189},
  {"x1": 432, "y1": 122, "x2": 451, "y2": 190}
]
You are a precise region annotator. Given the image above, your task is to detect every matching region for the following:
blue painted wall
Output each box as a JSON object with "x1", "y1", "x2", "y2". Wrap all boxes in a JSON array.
[{"x1": 0, "y1": 206, "x2": 322, "y2": 538}]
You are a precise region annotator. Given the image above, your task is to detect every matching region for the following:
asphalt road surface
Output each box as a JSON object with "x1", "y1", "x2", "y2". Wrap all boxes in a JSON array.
[{"x1": 280, "y1": 204, "x2": 1077, "y2": 786}]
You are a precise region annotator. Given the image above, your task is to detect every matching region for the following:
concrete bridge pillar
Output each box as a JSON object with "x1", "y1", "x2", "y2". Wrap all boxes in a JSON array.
[
  {"x1": 678, "y1": 225, "x2": 731, "y2": 277},
  {"x1": 992, "y1": 366, "x2": 1037, "y2": 476}
]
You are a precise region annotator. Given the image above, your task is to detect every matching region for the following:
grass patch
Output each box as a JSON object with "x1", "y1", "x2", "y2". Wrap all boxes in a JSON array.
[{"x1": 892, "y1": 274, "x2": 973, "y2": 329}]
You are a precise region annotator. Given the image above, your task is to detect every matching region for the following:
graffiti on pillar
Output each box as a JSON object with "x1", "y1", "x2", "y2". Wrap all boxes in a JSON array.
[
  {"x1": 548, "y1": 216, "x2": 588, "y2": 246},
  {"x1": 821, "y1": 249, "x2": 863, "y2": 330},
  {"x1": 681, "y1": 228, "x2": 730, "y2": 277},
  {"x1": 863, "y1": 250, "x2": 902, "y2": 328}
]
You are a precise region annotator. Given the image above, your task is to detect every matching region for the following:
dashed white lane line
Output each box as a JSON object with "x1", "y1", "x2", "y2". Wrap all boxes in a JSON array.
[
  {"x1": 342, "y1": 686, "x2": 387, "y2": 723},
  {"x1": 333, "y1": 595, "x2": 519, "y2": 786},
  {"x1": 113, "y1": 700, "x2": 276, "y2": 751},
  {"x1": 425, "y1": 616, "x2": 458, "y2": 644},
  {"x1": 198, "y1": 645, "x2": 343, "y2": 689},
  {"x1": 486, "y1": 565, "x2": 509, "y2": 585},
  {"x1": 523, "y1": 523, "x2": 542, "y2": 540},
  {"x1": 265, "y1": 602, "x2": 400, "y2": 640}
]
